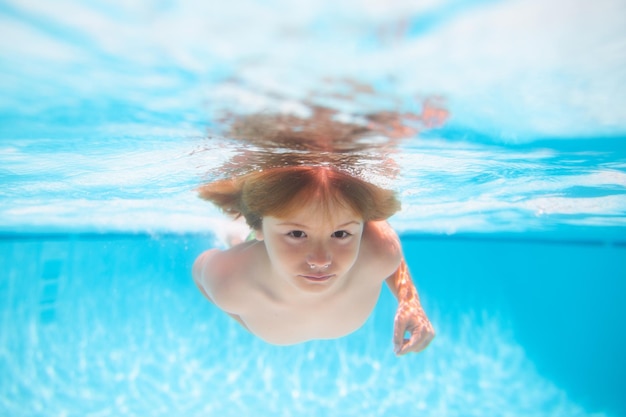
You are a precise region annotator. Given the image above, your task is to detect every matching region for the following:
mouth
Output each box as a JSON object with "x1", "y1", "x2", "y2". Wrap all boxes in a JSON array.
[{"x1": 298, "y1": 274, "x2": 335, "y2": 282}]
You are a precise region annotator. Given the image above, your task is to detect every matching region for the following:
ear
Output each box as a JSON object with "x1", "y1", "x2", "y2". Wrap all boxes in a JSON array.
[{"x1": 254, "y1": 229, "x2": 264, "y2": 241}]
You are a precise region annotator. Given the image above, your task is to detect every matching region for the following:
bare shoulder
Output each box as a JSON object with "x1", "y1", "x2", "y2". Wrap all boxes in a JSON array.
[
  {"x1": 359, "y1": 221, "x2": 403, "y2": 282},
  {"x1": 193, "y1": 241, "x2": 263, "y2": 314}
]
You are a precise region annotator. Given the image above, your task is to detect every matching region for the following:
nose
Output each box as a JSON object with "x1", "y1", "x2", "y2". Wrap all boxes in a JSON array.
[{"x1": 306, "y1": 244, "x2": 332, "y2": 269}]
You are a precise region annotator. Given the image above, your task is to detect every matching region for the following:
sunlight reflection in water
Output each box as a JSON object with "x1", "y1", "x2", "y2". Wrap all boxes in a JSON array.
[{"x1": 0, "y1": 236, "x2": 609, "y2": 417}]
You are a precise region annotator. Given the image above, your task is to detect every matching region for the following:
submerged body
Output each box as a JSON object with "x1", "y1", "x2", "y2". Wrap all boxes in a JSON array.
[
  {"x1": 193, "y1": 184, "x2": 434, "y2": 354},
  {"x1": 194, "y1": 220, "x2": 400, "y2": 345}
]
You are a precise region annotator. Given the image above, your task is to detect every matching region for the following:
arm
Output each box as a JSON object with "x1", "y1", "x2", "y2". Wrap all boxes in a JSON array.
[
  {"x1": 192, "y1": 248, "x2": 250, "y2": 330},
  {"x1": 385, "y1": 259, "x2": 435, "y2": 355},
  {"x1": 193, "y1": 249, "x2": 220, "y2": 301}
]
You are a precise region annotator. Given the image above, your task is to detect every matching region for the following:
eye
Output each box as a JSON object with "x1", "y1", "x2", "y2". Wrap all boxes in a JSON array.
[
  {"x1": 331, "y1": 230, "x2": 352, "y2": 239},
  {"x1": 287, "y1": 230, "x2": 307, "y2": 239}
]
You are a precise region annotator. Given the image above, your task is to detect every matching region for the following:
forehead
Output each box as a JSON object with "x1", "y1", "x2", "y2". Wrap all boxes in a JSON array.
[{"x1": 269, "y1": 195, "x2": 362, "y2": 226}]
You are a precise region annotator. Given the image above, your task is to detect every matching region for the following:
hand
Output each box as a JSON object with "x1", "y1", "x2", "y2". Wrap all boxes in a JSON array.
[{"x1": 393, "y1": 300, "x2": 435, "y2": 356}]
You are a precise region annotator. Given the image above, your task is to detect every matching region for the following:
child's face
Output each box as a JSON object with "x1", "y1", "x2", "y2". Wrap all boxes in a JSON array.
[{"x1": 256, "y1": 198, "x2": 364, "y2": 294}]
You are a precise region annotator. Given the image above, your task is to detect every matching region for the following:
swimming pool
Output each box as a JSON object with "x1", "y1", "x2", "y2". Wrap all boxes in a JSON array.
[{"x1": 1, "y1": 0, "x2": 625, "y2": 416}]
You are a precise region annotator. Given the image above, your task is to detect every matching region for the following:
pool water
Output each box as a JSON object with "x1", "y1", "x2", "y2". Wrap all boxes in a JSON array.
[
  {"x1": 1, "y1": 233, "x2": 624, "y2": 416},
  {"x1": 1, "y1": 0, "x2": 626, "y2": 416}
]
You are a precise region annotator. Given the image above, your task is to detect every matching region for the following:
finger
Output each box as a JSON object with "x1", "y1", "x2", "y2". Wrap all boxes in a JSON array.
[
  {"x1": 406, "y1": 336, "x2": 430, "y2": 354},
  {"x1": 397, "y1": 338, "x2": 413, "y2": 356},
  {"x1": 396, "y1": 326, "x2": 434, "y2": 355},
  {"x1": 393, "y1": 320, "x2": 408, "y2": 354},
  {"x1": 394, "y1": 336, "x2": 409, "y2": 355},
  {"x1": 396, "y1": 344, "x2": 409, "y2": 356},
  {"x1": 403, "y1": 328, "x2": 435, "y2": 354},
  {"x1": 396, "y1": 330, "x2": 415, "y2": 356}
]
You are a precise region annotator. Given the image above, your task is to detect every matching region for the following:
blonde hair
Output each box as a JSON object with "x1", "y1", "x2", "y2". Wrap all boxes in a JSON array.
[{"x1": 198, "y1": 166, "x2": 400, "y2": 230}]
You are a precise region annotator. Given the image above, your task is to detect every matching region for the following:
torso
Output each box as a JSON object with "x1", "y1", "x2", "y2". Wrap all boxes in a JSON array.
[{"x1": 237, "y1": 267, "x2": 384, "y2": 345}]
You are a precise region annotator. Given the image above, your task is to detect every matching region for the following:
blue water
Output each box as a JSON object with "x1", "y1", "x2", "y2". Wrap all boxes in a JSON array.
[
  {"x1": 1, "y1": 0, "x2": 626, "y2": 416},
  {"x1": 1, "y1": 233, "x2": 624, "y2": 416}
]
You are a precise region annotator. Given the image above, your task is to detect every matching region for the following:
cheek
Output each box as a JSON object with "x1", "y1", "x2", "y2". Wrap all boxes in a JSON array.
[
  {"x1": 335, "y1": 242, "x2": 361, "y2": 265},
  {"x1": 267, "y1": 238, "x2": 303, "y2": 266}
]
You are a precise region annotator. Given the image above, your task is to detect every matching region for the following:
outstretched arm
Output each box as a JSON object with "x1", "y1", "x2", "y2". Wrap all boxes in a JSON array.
[{"x1": 385, "y1": 259, "x2": 435, "y2": 355}]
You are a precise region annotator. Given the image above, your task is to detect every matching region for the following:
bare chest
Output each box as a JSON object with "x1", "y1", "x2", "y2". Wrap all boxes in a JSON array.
[{"x1": 239, "y1": 283, "x2": 383, "y2": 345}]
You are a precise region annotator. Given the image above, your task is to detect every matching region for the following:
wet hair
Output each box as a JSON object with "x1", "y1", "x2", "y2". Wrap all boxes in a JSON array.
[{"x1": 198, "y1": 166, "x2": 401, "y2": 230}]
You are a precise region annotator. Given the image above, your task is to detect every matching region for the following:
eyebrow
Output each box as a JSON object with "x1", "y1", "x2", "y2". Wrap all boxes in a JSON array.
[{"x1": 277, "y1": 221, "x2": 362, "y2": 229}]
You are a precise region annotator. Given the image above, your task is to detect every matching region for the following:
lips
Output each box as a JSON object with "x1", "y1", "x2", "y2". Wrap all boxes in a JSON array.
[{"x1": 299, "y1": 274, "x2": 335, "y2": 282}]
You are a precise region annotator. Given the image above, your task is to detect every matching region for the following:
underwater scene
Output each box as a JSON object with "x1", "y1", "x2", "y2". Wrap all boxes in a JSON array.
[{"x1": 1, "y1": 0, "x2": 625, "y2": 416}]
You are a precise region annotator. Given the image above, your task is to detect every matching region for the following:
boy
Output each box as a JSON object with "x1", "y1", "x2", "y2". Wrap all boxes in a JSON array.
[{"x1": 193, "y1": 166, "x2": 434, "y2": 355}]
